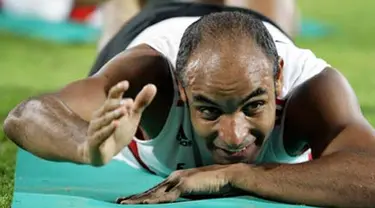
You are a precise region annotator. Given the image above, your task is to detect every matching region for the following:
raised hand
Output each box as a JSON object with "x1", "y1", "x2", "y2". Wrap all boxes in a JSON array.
[{"x1": 80, "y1": 80, "x2": 157, "y2": 166}]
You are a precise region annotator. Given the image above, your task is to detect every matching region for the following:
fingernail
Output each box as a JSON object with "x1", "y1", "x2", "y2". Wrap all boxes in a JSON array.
[
  {"x1": 112, "y1": 120, "x2": 119, "y2": 126},
  {"x1": 120, "y1": 81, "x2": 128, "y2": 88},
  {"x1": 116, "y1": 108, "x2": 124, "y2": 114}
]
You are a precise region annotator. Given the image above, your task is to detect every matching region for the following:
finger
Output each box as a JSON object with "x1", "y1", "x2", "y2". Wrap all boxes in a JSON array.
[
  {"x1": 116, "y1": 181, "x2": 169, "y2": 203},
  {"x1": 90, "y1": 122, "x2": 117, "y2": 146},
  {"x1": 118, "y1": 190, "x2": 180, "y2": 204},
  {"x1": 95, "y1": 98, "x2": 133, "y2": 119},
  {"x1": 165, "y1": 179, "x2": 181, "y2": 192},
  {"x1": 108, "y1": 81, "x2": 129, "y2": 99},
  {"x1": 103, "y1": 99, "x2": 126, "y2": 113},
  {"x1": 89, "y1": 108, "x2": 124, "y2": 133},
  {"x1": 93, "y1": 99, "x2": 122, "y2": 119},
  {"x1": 121, "y1": 98, "x2": 134, "y2": 115},
  {"x1": 91, "y1": 108, "x2": 104, "y2": 120},
  {"x1": 116, "y1": 179, "x2": 180, "y2": 204},
  {"x1": 99, "y1": 108, "x2": 125, "y2": 128},
  {"x1": 92, "y1": 81, "x2": 128, "y2": 119},
  {"x1": 135, "y1": 180, "x2": 170, "y2": 197},
  {"x1": 133, "y1": 84, "x2": 157, "y2": 114}
]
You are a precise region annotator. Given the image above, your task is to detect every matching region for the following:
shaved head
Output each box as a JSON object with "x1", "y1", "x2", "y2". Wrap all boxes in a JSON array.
[{"x1": 176, "y1": 11, "x2": 278, "y2": 87}]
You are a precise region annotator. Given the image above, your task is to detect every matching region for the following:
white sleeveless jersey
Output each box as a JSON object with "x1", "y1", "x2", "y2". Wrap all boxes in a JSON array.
[{"x1": 113, "y1": 17, "x2": 330, "y2": 176}]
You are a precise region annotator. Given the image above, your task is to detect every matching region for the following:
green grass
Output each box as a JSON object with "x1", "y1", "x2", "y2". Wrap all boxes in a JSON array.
[
  {"x1": 1, "y1": 0, "x2": 375, "y2": 207},
  {"x1": 0, "y1": 34, "x2": 95, "y2": 207}
]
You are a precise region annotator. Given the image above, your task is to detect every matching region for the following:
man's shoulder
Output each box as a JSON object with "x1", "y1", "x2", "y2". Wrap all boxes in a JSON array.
[
  {"x1": 282, "y1": 67, "x2": 344, "y2": 153},
  {"x1": 276, "y1": 41, "x2": 330, "y2": 98},
  {"x1": 126, "y1": 17, "x2": 200, "y2": 67}
]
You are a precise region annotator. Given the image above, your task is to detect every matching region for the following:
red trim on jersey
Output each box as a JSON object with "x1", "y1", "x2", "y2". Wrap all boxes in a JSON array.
[
  {"x1": 128, "y1": 140, "x2": 155, "y2": 174},
  {"x1": 127, "y1": 128, "x2": 155, "y2": 174},
  {"x1": 308, "y1": 152, "x2": 313, "y2": 161},
  {"x1": 276, "y1": 98, "x2": 285, "y2": 106}
]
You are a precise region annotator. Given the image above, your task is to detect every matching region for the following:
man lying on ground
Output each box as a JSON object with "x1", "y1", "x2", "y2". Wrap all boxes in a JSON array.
[{"x1": 4, "y1": 2, "x2": 375, "y2": 208}]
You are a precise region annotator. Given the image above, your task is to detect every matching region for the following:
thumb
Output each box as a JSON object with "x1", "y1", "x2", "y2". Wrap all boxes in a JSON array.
[{"x1": 133, "y1": 84, "x2": 157, "y2": 114}]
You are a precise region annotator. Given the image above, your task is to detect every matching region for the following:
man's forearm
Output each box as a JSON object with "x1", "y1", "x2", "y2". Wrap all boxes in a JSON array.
[
  {"x1": 229, "y1": 151, "x2": 375, "y2": 208},
  {"x1": 3, "y1": 95, "x2": 89, "y2": 164}
]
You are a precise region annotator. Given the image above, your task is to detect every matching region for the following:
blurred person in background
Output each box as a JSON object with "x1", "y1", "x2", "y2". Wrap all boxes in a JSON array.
[
  {"x1": 0, "y1": 0, "x2": 298, "y2": 49},
  {"x1": 75, "y1": 0, "x2": 298, "y2": 50},
  {"x1": 227, "y1": 0, "x2": 299, "y2": 38}
]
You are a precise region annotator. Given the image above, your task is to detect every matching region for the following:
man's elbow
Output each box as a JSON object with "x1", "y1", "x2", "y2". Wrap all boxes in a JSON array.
[
  {"x1": 3, "y1": 99, "x2": 40, "y2": 143},
  {"x1": 3, "y1": 112, "x2": 22, "y2": 145}
]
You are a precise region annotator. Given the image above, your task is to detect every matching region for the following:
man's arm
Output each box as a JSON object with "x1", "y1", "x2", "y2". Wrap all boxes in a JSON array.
[
  {"x1": 3, "y1": 44, "x2": 173, "y2": 164},
  {"x1": 229, "y1": 67, "x2": 375, "y2": 207}
]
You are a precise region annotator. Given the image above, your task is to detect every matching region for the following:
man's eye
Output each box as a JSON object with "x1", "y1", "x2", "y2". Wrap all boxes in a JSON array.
[
  {"x1": 243, "y1": 101, "x2": 266, "y2": 116},
  {"x1": 197, "y1": 107, "x2": 222, "y2": 121}
]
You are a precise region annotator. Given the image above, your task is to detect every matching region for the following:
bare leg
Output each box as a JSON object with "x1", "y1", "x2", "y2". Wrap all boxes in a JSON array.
[
  {"x1": 225, "y1": 0, "x2": 299, "y2": 38},
  {"x1": 97, "y1": 0, "x2": 140, "y2": 51}
]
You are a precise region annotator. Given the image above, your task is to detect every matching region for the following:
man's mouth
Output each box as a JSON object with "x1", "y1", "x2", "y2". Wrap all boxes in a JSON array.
[{"x1": 214, "y1": 142, "x2": 257, "y2": 159}]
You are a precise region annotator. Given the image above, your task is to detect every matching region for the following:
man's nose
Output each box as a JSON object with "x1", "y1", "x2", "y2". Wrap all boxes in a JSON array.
[{"x1": 217, "y1": 113, "x2": 250, "y2": 149}]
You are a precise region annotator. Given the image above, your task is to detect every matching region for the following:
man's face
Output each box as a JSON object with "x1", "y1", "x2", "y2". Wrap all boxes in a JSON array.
[{"x1": 182, "y1": 43, "x2": 278, "y2": 165}]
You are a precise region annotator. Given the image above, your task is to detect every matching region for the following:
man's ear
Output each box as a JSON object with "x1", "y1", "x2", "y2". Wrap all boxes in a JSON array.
[
  {"x1": 177, "y1": 80, "x2": 187, "y2": 102},
  {"x1": 275, "y1": 57, "x2": 284, "y2": 98}
]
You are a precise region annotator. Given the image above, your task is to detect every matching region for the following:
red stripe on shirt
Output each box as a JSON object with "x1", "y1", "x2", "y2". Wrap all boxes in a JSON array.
[
  {"x1": 127, "y1": 128, "x2": 155, "y2": 174},
  {"x1": 128, "y1": 140, "x2": 155, "y2": 174},
  {"x1": 276, "y1": 98, "x2": 285, "y2": 106},
  {"x1": 308, "y1": 153, "x2": 313, "y2": 160}
]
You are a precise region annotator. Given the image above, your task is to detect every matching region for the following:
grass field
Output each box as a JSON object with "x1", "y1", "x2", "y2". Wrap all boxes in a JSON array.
[{"x1": 1, "y1": 1, "x2": 375, "y2": 207}]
